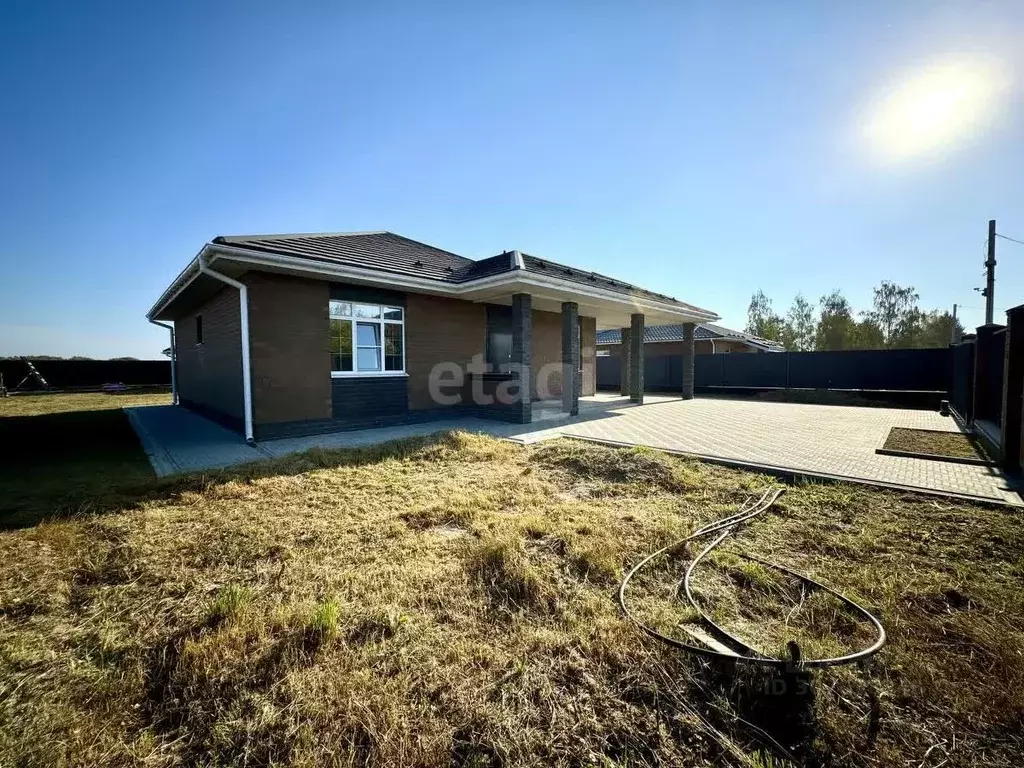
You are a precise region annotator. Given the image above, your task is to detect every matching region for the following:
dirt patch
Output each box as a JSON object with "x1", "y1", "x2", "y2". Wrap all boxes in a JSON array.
[{"x1": 883, "y1": 427, "x2": 991, "y2": 462}]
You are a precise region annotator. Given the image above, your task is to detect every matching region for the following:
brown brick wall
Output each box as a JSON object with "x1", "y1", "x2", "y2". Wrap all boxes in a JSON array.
[
  {"x1": 530, "y1": 310, "x2": 596, "y2": 399},
  {"x1": 581, "y1": 316, "x2": 596, "y2": 396},
  {"x1": 405, "y1": 293, "x2": 486, "y2": 410},
  {"x1": 533, "y1": 309, "x2": 563, "y2": 398},
  {"x1": 174, "y1": 286, "x2": 244, "y2": 422},
  {"x1": 246, "y1": 273, "x2": 332, "y2": 425}
]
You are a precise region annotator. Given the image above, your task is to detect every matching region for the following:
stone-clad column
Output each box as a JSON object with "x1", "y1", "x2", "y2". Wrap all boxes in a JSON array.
[
  {"x1": 681, "y1": 322, "x2": 696, "y2": 400},
  {"x1": 511, "y1": 293, "x2": 532, "y2": 423},
  {"x1": 561, "y1": 302, "x2": 580, "y2": 415},
  {"x1": 619, "y1": 328, "x2": 631, "y2": 397},
  {"x1": 629, "y1": 313, "x2": 644, "y2": 404}
]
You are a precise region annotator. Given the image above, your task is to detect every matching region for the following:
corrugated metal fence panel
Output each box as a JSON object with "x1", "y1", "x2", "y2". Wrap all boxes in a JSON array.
[
  {"x1": 0, "y1": 359, "x2": 171, "y2": 390},
  {"x1": 694, "y1": 354, "x2": 723, "y2": 387},
  {"x1": 597, "y1": 348, "x2": 954, "y2": 392},
  {"x1": 596, "y1": 356, "x2": 620, "y2": 390},
  {"x1": 949, "y1": 341, "x2": 974, "y2": 419},
  {"x1": 643, "y1": 355, "x2": 672, "y2": 391},
  {"x1": 722, "y1": 353, "x2": 788, "y2": 387},
  {"x1": 786, "y1": 348, "x2": 950, "y2": 390}
]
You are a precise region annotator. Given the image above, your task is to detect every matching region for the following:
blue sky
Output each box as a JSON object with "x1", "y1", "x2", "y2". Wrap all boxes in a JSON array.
[{"x1": 1, "y1": 1, "x2": 1022, "y2": 358}]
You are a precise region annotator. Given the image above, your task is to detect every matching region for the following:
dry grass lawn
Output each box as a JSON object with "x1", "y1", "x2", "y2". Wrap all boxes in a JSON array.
[
  {"x1": 0, "y1": 391, "x2": 172, "y2": 418},
  {"x1": 0, "y1": 392, "x2": 170, "y2": 528},
  {"x1": 1, "y1": 395, "x2": 1022, "y2": 767}
]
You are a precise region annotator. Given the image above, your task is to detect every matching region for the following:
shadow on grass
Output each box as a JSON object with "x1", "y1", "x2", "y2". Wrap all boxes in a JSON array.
[
  {"x1": 0, "y1": 409, "x2": 481, "y2": 530},
  {"x1": 696, "y1": 658, "x2": 821, "y2": 764}
]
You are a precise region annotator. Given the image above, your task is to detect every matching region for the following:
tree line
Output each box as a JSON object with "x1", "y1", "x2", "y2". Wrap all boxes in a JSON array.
[{"x1": 746, "y1": 282, "x2": 965, "y2": 351}]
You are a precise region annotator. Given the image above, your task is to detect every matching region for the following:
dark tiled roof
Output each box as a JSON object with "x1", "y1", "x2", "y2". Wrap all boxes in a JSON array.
[
  {"x1": 215, "y1": 232, "x2": 477, "y2": 282},
  {"x1": 518, "y1": 253, "x2": 700, "y2": 310},
  {"x1": 212, "y1": 232, "x2": 708, "y2": 313},
  {"x1": 596, "y1": 323, "x2": 785, "y2": 351}
]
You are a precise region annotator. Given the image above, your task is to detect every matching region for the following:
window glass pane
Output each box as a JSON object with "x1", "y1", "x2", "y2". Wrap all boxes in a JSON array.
[
  {"x1": 354, "y1": 303, "x2": 381, "y2": 318},
  {"x1": 329, "y1": 300, "x2": 352, "y2": 318},
  {"x1": 383, "y1": 306, "x2": 403, "y2": 321},
  {"x1": 356, "y1": 322, "x2": 380, "y2": 346},
  {"x1": 357, "y1": 347, "x2": 381, "y2": 371},
  {"x1": 330, "y1": 319, "x2": 352, "y2": 371},
  {"x1": 384, "y1": 323, "x2": 403, "y2": 371}
]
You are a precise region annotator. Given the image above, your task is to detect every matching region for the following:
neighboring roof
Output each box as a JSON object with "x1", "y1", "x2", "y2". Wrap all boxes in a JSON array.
[
  {"x1": 210, "y1": 231, "x2": 705, "y2": 311},
  {"x1": 595, "y1": 322, "x2": 785, "y2": 352}
]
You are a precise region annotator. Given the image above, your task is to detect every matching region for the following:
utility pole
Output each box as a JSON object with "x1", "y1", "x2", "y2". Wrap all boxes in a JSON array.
[
  {"x1": 985, "y1": 219, "x2": 996, "y2": 325},
  {"x1": 951, "y1": 303, "x2": 958, "y2": 344}
]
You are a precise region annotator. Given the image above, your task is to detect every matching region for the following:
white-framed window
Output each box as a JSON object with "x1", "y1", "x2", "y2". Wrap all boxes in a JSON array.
[{"x1": 329, "y1": 300, "x2": 405, "y2": 376}]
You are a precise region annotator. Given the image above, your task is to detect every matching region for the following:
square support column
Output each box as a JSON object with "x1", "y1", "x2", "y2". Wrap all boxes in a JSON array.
[
  {"x1": 561, "y1": 302, "x2": 580, "y2": 415},
  {"x1": 619, "y1": 327, "x2": 631, "y2": 396},
  {"x1": 681, "y1": 322, "x2": 696, "y2": 400},
  {"x1": 1001, "y1": 305, "x2": 1024, "y2": 472},
  {"x1": 511, "y1": 293, "x2": 533, "y2": 424},
  {"x1": 629, "y1": 313, "x2": 645, "y2": 404}
]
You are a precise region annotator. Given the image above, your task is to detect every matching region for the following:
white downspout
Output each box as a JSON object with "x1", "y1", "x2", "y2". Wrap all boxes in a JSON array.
[
  {"x1": 710, "y1": 339, "x2": 716, "y2": 354},
  {"x1": 148, "y1": 318, "x2": 178, "y2": 404},
  {"x1": 198, "y1": 254, "x2": 255, "y2": 443}
]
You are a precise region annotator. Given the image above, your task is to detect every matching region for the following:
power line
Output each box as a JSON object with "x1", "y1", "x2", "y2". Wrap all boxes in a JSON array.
[{"x1": 996, "y1": 232, "x2": 1024, "y2": 248}]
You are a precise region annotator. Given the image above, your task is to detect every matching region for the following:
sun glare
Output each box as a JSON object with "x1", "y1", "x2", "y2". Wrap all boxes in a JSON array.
[{"x1": 863, "y1": 57, "x2": 1008, "y2": 162}]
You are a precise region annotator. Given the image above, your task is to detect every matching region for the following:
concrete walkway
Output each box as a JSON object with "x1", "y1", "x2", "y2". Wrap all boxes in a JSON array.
[{"x1": 125, "y1": 395, "x2": 1020, "y2": 505}]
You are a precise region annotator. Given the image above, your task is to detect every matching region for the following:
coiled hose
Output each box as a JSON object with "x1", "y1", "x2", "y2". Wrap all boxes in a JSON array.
[{"x1": 617, "y1": 488, "x2": 886, "y2": 668}]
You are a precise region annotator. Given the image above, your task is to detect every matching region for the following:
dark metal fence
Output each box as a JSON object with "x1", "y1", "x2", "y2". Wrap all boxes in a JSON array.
[
  {"x1": 0, "y1": 359, "x2": 171, "y2": 391},
  {"x1": 949, "y1": 340, "x2": 975, "y2": 421},
  {"x1": 980, "y1": 330, "x2": 1006, "y2": 425},
  {"x1": 597, "y1": 347, "x2": 952, "y2": 393}
]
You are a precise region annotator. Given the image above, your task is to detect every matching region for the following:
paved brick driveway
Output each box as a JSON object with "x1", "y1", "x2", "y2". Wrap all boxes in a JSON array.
[
  {"x1": 128, "y1": 396, "x2": 1020, "y2": 505},
  {"x1": 558, "y1": 396, "x2": 1019, "y2": 505}
]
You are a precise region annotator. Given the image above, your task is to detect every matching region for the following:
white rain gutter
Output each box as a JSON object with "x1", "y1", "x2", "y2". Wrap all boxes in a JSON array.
[
  {"x1": 148, "y1": 319, "x2": 178, "y2": 404},
  {"x1": 198, "y1": 253, "x2": 255, "y2": 443}
]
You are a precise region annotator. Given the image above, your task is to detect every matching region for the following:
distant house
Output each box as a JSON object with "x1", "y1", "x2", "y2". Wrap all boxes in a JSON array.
[
  {"x1": 596, "y1": 323, "x2": 784, "y2": 357},
  {"x1": 147, "y1": 231, "x2": 718, "y2": 441}
]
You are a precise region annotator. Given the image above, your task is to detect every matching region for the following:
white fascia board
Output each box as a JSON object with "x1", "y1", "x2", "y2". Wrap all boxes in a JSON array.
[
  {"x1": 145, "y1": 253, "x2": 205, "y2": 319},
  {"x1": 148, "y1": 242, "x2": 720, "y2": 323},
  {"x1": 488, "y1": 273, "x2": 719, "y2": 322}
]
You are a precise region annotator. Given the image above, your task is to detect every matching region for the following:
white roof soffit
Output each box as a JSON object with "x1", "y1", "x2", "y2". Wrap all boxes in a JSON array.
[{"x1": 148, "y1": 243, "x2": 719, "y2": 323}]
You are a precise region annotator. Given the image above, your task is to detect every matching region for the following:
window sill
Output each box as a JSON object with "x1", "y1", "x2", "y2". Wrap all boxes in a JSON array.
[{"x1": 331, "y1": 371, "x2": 409, "y2": 379}]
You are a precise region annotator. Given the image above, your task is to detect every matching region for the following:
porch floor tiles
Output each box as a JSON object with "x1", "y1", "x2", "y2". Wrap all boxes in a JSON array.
[{"x1": 125, "y1": 395, "x2": 1021, "y2": 506}]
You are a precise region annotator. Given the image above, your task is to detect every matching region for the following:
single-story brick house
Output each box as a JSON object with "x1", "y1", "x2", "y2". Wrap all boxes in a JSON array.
[
  {"x1": 147, "y1": 232, "x2": 718, "y2": 441},
  {"x1": 595, "y1": 323, "x2": 785, "y2": 357}
]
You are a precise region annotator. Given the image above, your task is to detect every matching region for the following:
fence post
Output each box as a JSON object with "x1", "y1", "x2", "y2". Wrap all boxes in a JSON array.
[
  {"x1": 972, "y1": 325, "x2": 998, "y2": 426},
  {"x1": 1001, "y1": 306, "x2": 1024, "y2": 473}
]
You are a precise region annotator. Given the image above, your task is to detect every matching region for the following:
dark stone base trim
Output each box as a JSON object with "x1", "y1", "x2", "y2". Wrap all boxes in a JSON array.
[{"x1": 255, "y1": 403, "x2": 527, "y2": 440}]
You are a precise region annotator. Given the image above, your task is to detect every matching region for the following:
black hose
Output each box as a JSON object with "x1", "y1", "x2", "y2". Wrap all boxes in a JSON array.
[{"x1": 617, "y1": 488, "x2": 886, "y2": 669}]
